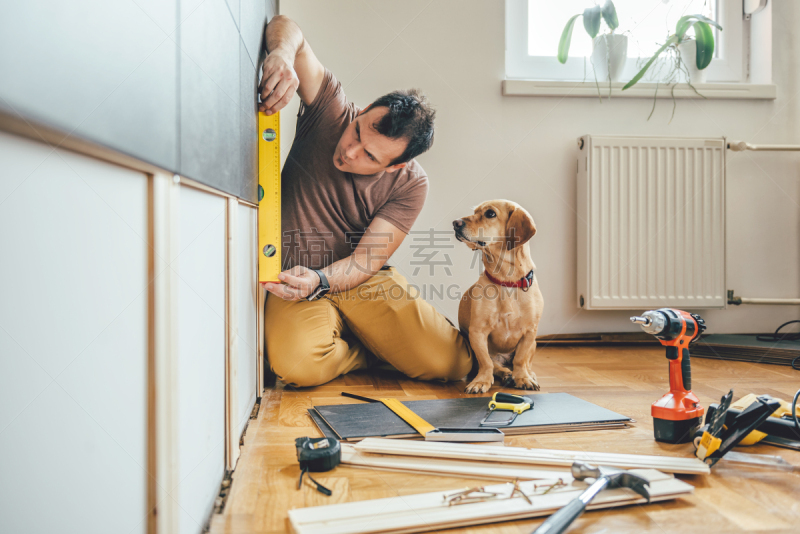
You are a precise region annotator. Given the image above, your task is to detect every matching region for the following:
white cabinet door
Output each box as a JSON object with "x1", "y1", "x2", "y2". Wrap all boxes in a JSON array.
[
  {"x1": 176, "y1": 185, "x2": 226, "y2": 534},
  {"x1": 236, "y1": 203, "x2": 258, "y2": 436},
  {"x1": 0, "y1": 131, "x2": 148, "y2": 534}
]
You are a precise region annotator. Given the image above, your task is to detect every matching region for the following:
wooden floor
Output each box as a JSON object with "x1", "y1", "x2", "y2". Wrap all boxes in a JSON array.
[{"x1": 209, "y1": 345, "x2": 800, "y2": 534}]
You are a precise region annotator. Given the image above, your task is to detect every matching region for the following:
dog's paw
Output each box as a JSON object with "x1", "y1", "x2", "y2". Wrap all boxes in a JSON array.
[
  {"x1": 465, "y1": 375, "x2": 493, "y2": 394},
  {"x1": 512, "y1": 373, "x2": 540, "y2": 391},
  {"x1": 495, "y1": 368, "x2": 514, "y2": 387}
]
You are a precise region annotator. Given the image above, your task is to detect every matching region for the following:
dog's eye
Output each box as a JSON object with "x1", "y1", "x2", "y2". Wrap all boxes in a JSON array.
[{"x1": 485, "y1": 209, "x2": 496, "y2": 219}]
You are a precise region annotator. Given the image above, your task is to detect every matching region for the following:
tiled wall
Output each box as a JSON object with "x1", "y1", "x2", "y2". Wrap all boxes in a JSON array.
[{"x1": 0, "y1": 0, "x2": 276, "y2": 203}]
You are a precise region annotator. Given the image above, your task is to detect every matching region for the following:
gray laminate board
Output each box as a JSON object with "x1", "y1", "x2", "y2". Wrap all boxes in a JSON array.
[{"x1": 310, "y1": 393, "x2": 631, "y2": 441}]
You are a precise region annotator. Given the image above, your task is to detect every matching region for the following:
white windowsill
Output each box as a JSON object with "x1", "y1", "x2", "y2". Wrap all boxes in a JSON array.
[{"x1": 502, "y1": 80, "x2": 777, "y2": 100}]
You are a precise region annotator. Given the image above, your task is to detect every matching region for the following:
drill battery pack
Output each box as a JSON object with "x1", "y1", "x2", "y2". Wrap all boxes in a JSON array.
[{"x1": 653, "y1": 416, "x2": 702, "y2": 444}]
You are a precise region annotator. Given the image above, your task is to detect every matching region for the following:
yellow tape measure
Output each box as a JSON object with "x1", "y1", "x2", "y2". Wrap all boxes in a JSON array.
[
  {"x1": 380, "y1": 398, "x2": 436, "y2": 436},
  {"x1": 258, "y1": 112, "x2": 281, "y2": 283}
]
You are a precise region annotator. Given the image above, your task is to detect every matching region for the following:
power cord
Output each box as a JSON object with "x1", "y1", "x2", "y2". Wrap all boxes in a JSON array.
[
  {"x1": 755, "y1": 319, "x2": 800, "y2": 370},
  {"x1": 793, "y1": 388, "x2": 800, "y2": 439}
]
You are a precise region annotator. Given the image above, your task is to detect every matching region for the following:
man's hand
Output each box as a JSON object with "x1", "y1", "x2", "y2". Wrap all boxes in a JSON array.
[
  {"x1": 263, "y1": 265, "x2": 321, "y2": 301},
  {"x1": 259, "y1": 50, "x2": 300, "y2": 115},
  {"x1": 262, "y1": 15, "x2": 325, "y2": 109}
]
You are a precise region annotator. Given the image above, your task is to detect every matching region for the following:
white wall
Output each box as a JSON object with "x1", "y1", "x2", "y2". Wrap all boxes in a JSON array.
[
  {"x1": 0, "y1": 131, "x2": 148, "y2": 534},
  {"x1": 281, "y1": 0, "x2": 800, "y2": 335}
]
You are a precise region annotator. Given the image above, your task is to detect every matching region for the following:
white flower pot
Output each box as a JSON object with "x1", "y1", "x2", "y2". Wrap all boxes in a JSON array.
[
  {"x1": 591, "y1": 34, "x2": 628, "y2": 82},
  {"x1": 678, "y1": 39, "x2": 707, "y2": 84}
]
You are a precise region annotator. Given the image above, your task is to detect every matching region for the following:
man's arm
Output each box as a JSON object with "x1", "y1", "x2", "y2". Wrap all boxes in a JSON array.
[
  {"x1": 258, "y1": 15, "x2": 325, "y2": 114},
  {"x1": 264, "y1": 218, "x2": 407, "y2": 300}
]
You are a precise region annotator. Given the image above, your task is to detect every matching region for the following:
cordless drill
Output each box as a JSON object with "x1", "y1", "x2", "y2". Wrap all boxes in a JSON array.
[{"x1": 631, "y1": 309, "x2": 706, "y2": 443}]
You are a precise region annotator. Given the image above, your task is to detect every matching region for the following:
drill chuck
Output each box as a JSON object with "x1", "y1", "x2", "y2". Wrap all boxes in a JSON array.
[{"x1": 630, "y1": 310, "x2": 666, "y2": 336}]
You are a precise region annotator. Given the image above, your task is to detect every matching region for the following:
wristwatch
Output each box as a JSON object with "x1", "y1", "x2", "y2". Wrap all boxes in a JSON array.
[{"x1": 306, "y1": 269, "x2": 330, "y2": 301}]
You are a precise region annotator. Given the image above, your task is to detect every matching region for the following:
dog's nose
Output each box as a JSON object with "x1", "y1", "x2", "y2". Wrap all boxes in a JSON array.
[{"x1": 453, "y1": 219, "x2": 465, "y2": 229}]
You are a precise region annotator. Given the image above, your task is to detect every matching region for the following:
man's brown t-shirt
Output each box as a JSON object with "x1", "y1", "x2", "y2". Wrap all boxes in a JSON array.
[{"x1": 280, "y1": 70, "x2": 429, "y2": 270}]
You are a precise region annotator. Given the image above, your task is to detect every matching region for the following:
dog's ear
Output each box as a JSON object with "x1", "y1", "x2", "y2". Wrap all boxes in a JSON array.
[{"x1": 505, "y1": 207, "x2": 536, "y2": 250}]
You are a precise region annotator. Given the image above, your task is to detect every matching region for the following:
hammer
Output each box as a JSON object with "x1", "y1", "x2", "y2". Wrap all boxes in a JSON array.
[{"x1": 531, "y1": 462, "x2": 651, "y2": 534}]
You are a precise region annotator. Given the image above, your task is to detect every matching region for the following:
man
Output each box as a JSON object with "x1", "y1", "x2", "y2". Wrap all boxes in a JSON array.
[{"x1": 258, "y1": 15, "x2": 472, "y2": 387}]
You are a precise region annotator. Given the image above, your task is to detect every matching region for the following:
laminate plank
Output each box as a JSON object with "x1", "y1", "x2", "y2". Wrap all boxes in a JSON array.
[
  {"x1": 353, "y1": 439, "x2": 709, "y2": 474},
  {"x1": 340, "y1": 445, "x2": 573, "y2": 481}
]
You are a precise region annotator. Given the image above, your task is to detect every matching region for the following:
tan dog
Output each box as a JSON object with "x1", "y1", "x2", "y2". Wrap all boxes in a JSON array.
[{"x1": 453, "y1": 200, "x2": 544, "y2": 394}]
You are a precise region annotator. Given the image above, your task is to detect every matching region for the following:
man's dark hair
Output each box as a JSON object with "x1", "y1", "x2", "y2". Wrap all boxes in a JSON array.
[{"x1": 369, "y1": 89, "x2": 435, "y2": 166}]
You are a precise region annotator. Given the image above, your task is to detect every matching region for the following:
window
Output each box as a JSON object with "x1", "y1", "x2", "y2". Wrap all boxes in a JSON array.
[{"x1": 506, "y1": 0, "x2": 742, "y2": 83}]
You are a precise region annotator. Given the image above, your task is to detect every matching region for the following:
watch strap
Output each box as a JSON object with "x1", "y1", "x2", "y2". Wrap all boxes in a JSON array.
[
  {"x1": 314, "y1": 269, "x2": 330, "y2": 291},
  {"x1": 306, "y1": 269, "x2": 331, "y2": 301}
]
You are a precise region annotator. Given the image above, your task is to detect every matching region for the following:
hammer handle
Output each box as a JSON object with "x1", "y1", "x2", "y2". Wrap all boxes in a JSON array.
[
  {"x1": 531, "y1": 499, "x2": 586, "y2": 534},
  {"x1": 531, "y1": 478, "x2": 609, "y2": 534}
]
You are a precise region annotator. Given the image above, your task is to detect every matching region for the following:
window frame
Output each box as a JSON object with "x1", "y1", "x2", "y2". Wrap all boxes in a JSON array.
[{"x1": 506, "y1": 0, "x2": 743, "y2": 83}]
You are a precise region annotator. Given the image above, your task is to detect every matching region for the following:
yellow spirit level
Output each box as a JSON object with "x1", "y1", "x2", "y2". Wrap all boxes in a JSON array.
[{"x1": 258, "y1": 111, "x2": 281, "y2": 283}]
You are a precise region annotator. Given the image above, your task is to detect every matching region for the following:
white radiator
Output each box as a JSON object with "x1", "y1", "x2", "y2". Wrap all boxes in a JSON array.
[{"x1": 576, "y1": 135, "x2": 726, "y2": 310}]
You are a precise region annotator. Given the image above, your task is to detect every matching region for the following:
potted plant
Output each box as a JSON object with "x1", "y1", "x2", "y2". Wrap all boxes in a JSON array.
[
  {"x1": 558, "y1": 1, "x2": 626, "y2": 83},
  {"x1": 677, "y1": 37, "x2": 710, "y2": 84},
  {"x1": 623, "y1": 14, "x2": 722, "y2": 90}
]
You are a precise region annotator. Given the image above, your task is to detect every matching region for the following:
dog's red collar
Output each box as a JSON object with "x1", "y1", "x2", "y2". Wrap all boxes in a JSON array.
[{"x1": 484, "y1": 269, "x2": 535, "y2": 291}]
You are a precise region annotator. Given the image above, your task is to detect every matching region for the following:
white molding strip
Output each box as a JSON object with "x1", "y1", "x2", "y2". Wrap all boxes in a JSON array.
[
  {"x1": 354, "y1": 438, "x2": 710, "y2": 475},
  {"x1": 256, "y1": 285, "x2": 265, "y2": 396},
  {"x1": 502, "y1": 80, "x2": 777, "y2": 100},
  {"x1": 225, "y1": 197, "x2": 241, "y2": 471},
  {"x1": 340, "y1": 445, "x2": 571, "y2": 481},
  {"x1": 289, "y1": 470, "x2": 693, "y2": 534},
  {"x1": 149, "y1": 172, "x2": 180, "y2": 534}
]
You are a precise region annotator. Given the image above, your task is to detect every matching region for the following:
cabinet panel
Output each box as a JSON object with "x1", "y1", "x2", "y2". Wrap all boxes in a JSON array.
[
  {"x1": 236, "y1": 203, "x2": 258, "y2": 435},
  {"x1": 0, "y1": 132, "x2": 148, "y2": 534},
  {"x1": 177, "y1": 186, "x2": 227, "y2": 534}
]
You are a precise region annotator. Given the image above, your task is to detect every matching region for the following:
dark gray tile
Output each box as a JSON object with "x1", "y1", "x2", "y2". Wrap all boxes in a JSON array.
[
  {"x1": 179, "y1": 0, "x2": 242, "y2": 195},
  {"x1": 81, "y1": 38, "x2": 178, "y2": 170},
  {"x1": 0, "y1": 0, "x2": 179, "y2": 170},
  {"x1": 240, "y1": 0, "x2": 268, "y2": 69},
  {"x1": 239, "y1": 38, "x2": 259, "y2": 203},
  {"x1": 180, "y1": 0, "x2": 240, "y2": 108},
  {"x1": 180, "y1": 51, "x2": 241, "y2": 197},
  {"x1": 226, "y1": 0, "x2": 240, "y2": 30},
  {"x1": 136, "y1": 0, "x2": 179, "y2": 33}
]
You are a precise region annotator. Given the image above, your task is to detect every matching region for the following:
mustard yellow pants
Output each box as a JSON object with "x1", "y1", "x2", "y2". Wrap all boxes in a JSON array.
[{"x1": 265, "y1": 267, "x2": 473, "y2": 387}]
